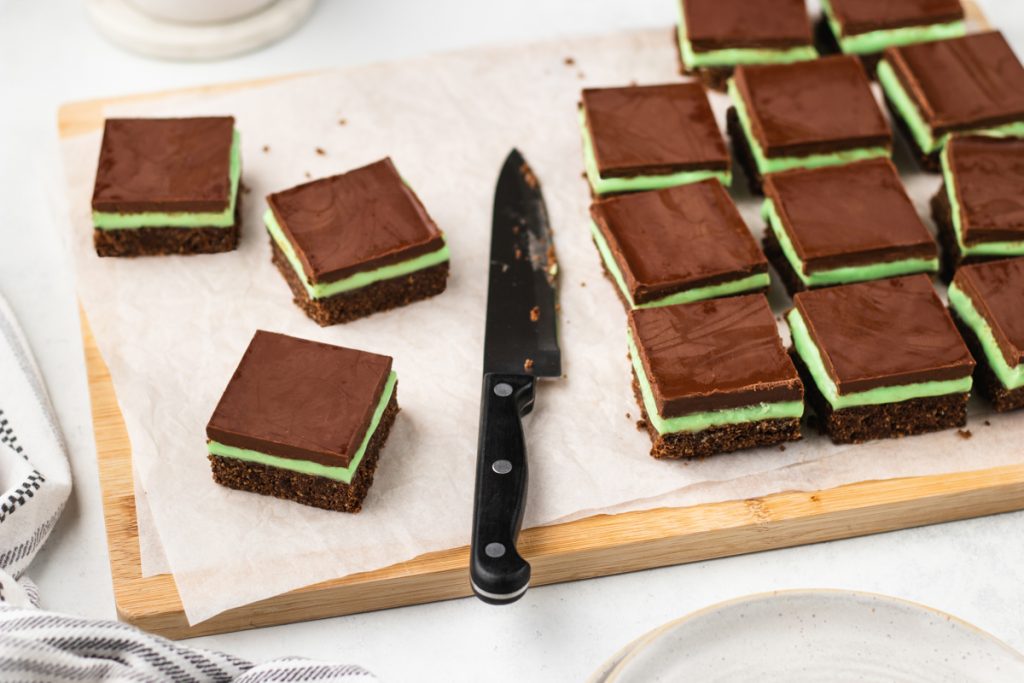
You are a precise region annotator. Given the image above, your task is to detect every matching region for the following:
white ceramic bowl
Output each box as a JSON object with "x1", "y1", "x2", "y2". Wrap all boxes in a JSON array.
[{"x1": 128, "y1": 0, "x2": 277, "y2": 24}]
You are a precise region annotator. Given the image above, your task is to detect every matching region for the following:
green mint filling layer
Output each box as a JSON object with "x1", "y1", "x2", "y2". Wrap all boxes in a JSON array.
[
  {"x1": 948, "y1": 282, "x2": 1024, "y2": 390},
  {"x1": 676, "y1": 7, "x2": 816, "y2": 68},
  {"x1": 264, "y1": 209, "x2": 450, "y2": 300},
  {"x1": 93, "y1": 130, "x2": 242, "y2": 230},
  {"x1": 208, "y1": 371, "x2": 397, "y2": 485},
  {"x1": 940, "y1": 146, "x2": 1024, "y2": 257},
  {"x1": 878, "y1": 60, "x2": 1024, "y2": 155},
  {"x1": 787, "y1": 308, "x2": 972, "y2": 409},
  {"x1": 578, "y1": 108, "x2": 731, "y2": 196},
  {"x1": 762, "y1": 199, "x2": 938, "y2": 286},
  {"x1": 819, "y1": 0, "x2": 965, "y2": 55},
  {"x1": 627, "y1": 329, "x2": 803, "y2": 435},
  {"x1": 727, "y1": 79, "x2": 890, "y2": 176},
  {"x1": 591, "y1": 221, "x2": 768, "y2": 308}
]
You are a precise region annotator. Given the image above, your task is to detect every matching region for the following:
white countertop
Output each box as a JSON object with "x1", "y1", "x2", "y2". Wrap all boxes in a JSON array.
[{"x1": 2, "y1": 1, "x2": 1023, "y2": 681}]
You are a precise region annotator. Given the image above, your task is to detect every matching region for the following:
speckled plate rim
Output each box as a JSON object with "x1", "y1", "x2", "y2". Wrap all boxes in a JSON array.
[{"x1": 592, "y1": 588, "x2": 1024, "y2": 683}]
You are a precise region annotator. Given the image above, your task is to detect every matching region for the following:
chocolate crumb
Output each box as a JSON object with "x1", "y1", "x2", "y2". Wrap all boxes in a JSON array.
[
  {"x1": 580, "y1": 281, "x2": 587, "y2": 287},
  {"x1": 262, "y1": 145, "x2": 270, "y2": 153},
  {"x1": 315, "y1": 147, "x2": 326, "y2": 156},
  {"x1": 581, "y1": 171, "x2": 588, "y2": 179},
  {"x1": 529, "y1": 306, "x2": 540, "y2": 322},
  {"x1": 524, "y1": 358, "x2": 534, "y2": 371},
  {"x1": 338, "y1": 118, "x2": 348, "y2": 126},
  {"x1": 778, "y1": 444, "x2": 786, "y2": 452},
  {"x1": 625, "y1": 412, "x2": 631, "y2": 420},
  {"x1": 957, "y1": 429, "x2": 973, "y2": 440},
  {"x1": 635, "y1": 419, "x2": 647, "y2": 432},
  {"x1": 985, "y1": 420, "x2": 992, "y2": 426},
  {"x1": 564, "y1": 56, "x2": 576, "y2": 66}
]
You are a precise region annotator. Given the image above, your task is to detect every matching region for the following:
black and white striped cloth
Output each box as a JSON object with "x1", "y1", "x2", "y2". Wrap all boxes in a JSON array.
[{"x1": 0, "y1": 293, "x2": 376, "y2": 681}]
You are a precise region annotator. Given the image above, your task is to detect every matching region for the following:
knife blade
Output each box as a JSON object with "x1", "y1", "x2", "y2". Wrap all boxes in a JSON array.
[{"x1": 470, "y1": 149, "x2": 561, "y2": 605}]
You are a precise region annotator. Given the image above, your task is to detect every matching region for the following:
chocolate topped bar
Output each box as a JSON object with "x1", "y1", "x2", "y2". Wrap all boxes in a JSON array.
[
  {"x1": 93, "y1": 117, "x2": 236, "y2": 214},
  {"x1": 591, "y1": 180, "x2": 768, "y2": 307},
  {"x1": 732, "y1": 56, "x2": 891, "y2": 158},
  {"x1": 207, "y1": 331, "x2": 392, "y2": 468},
  {"x1": 581, "y1": 83, "x2": 728, "y2": 178},
  {"x1": 682, "y1": 0, "x2": 814, "y2": 50},
  {"x1": 793, "y1": 275, "x2": 973, "y2": 394},
  {"x1": 630, "y1": 295, "x2": 802, "y2": 417},
  {"x1": 825, "y1": 0, "x2": 964, "y2": 36},
  {"x1": 952, "y1": 259, "x2": 1024, "y2": 369},
  {"x1": 268, "y1": 158, "x2": 445, "y2": 284},
  {"x1": 945, "y1": 136, "x2": 1024, "y2": 245}
]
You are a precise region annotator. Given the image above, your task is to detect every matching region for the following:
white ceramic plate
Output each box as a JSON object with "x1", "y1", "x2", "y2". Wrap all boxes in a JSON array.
[{"x1": 594, "y1": 590, "x2": 1024, "y2": 683}]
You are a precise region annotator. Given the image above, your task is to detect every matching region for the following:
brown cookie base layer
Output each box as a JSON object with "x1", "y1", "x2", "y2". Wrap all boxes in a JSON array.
[
  {"x1": 631, "y1": 370, "x2": 801, "y2": 459},
  {"x1": 94, "y1": 195, "x2": 242, "y2": 257},
  {"x1": 762, "y1": 226, "x2": 808, "y2": 296},
  {"x1": 952, "y1": 311, "x2": 1024, "y2": 413},
  {"x1": 813, "y1": 17, "x2": 882, "y2": 74},
  {"x1": 270, "y1": 239, "x2": 449, "y2": 326},
  {"x1": 883, "y1": 95, "x2": 941, "y2": 173},
  {"x1": 726, "y1": 107, "x2": 765, "y2": 195},
  {"x1": 209, "y1": 388, "x2": 399, "y2": 512},
  {"x1": 792, "y1": 351, "x2": 969, "y2": 444}
]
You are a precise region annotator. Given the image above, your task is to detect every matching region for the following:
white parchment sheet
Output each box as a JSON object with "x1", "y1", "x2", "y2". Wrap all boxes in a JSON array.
[{"x1": 61, "y1": 29, "x2": 1024, "y2": 624}]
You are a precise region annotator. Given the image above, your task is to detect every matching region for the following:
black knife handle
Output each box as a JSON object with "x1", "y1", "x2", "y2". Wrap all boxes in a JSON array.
[{"x1": 470, "y1": 372, "x2": 535, "y2": 605}]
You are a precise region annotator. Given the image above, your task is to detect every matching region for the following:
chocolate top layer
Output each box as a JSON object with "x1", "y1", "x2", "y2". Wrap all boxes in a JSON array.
[
  {"x1": 629, "y1": 294, "x2": 803, "y2": 417},
  {"x1": 582, "y1": 83, "x2": 729, "y2": 178},
  {"x1": 682, "y1": 0, "x2": 814, "y2": 51},
  {"x1": 793, "y1": 275, "x2": 974, "y2": 394},
  {"x1": 592, "y1": 181, "x2": 767, "y2": 303},
  {"x1": 733, "y1": 56, "x2": 891, "y2": 158},
  {"x1": 885, "y1": 32, "x2": 1024, "y2": 133},
  {"x1": 953, "y1": 259, "x2": 1024, "y2": 369},
  {"x1": 827, "y1": 0, "x2": 964, "y2": 36},
  {"x1": 267, "y1": 158, "x2": 445, "y2": 284},
  {"x1": 764, "y1": 158, "x2": 937, "y2": 273},
  {"x1": 206, "y1": 331, "x2": 392, "y2": 468},
  {"x1": 947, "y1": 136, "x2": 1024, "y2": 244},
  {"x1": 92, "y1": 117, "x2": 235, "y2": 213}
]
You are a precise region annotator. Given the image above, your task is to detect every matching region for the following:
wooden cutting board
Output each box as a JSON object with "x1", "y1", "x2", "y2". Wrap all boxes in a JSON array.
[{"x1": 65, "y1": 7, "x2": 1022, "y2": 642}]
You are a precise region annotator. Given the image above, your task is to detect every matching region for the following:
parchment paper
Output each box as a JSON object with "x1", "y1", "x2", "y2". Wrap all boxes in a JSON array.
[{"x1": 60, "y1": 28, "x2": 1024, "y2": 625}]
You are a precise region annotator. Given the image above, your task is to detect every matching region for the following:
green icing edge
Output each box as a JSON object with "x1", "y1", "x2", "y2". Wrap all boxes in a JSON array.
[
  {"x1": 93, "y1": 130, "x2": 242, "y2": 230},
  {"x1": 590, "y1": 220, "x2": 769, "y2": 308},
  {"x1": 627, "y1": 329, "x2": 803, "y2": 435},
  {"x1": 264, "y1": 209, "x2": 450, "y2": 300},
  {"x1": 578, "y1": 108, "x2": 731, "y2": 196},
  {"x1": 878, "y1": 59, "x2": 1024, "y2": 155},
  {"x1": 208, "y1": 371, "x2": 397, "y2": 485},
  {"x1": 676, "y1": 4, "x2": 817, "y2": 68},
  {"x1": 787, "y1": 307, "x2": 972, "y2": 409},
  {"x1": 762, "y1": 198, "x2": 938, "y2": 286},
  {"x1": 948, "y1": 282, "x2": 1024, "y2": 390},
  {"x1": 940, "y1": 146, "x2": 1024, "y2": 257},
  {"x1": 820, "y1": 0, "x2": 965, "y2": 55},
  {"x1": 727, "y1": 79, "x2": 890, "y2": 176}
]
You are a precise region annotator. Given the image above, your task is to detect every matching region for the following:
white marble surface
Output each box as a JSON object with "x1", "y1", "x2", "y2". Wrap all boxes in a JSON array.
[{"x1": 1, "y1": 1, "x2": 1023, "y2": 681}]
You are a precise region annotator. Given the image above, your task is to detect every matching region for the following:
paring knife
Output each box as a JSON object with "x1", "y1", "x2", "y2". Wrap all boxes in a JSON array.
[{"x1": 470, "y1": 149, "x2": 561, "y2": 605}]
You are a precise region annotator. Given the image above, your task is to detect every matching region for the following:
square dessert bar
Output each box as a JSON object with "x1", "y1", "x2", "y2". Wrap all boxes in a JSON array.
[
  {"x1": 931, "y1": 136, "x2": 1024, "y2": 276},
  {"x1": 590, "y1": 180, "x2": 768, "y2": 310},
  {"x1": 628, "y1": 294, "x2": 804, "y2": 459},
  {"x1": 676, "y1": 0, "x2": 816, "y2": 91},
  {"x1": 762, "y1": 158, "x2": 938, "y2": 295},
  {"x1": 948, "y1": 259, "x2": 1024, "y2": 412},
  {"x1": 579, "y1": 83, "x2": 730, "y2": 197},
  {"x1": 206, "y1": 331, "x2": 399, "y2": 512},
  {"x1": 818, "y1": 0, "x2": 965, "y2": 63},
  {"x1": 727, "y1": 55, "x2": 891, "y2": 193},
  {"x1": 265, "y1": 158, "x2": 450, "y2": 325},
  {"x1": 91, "y1": 117, "x2": 241, "y2": 257},
  {"x1": 788, "y1": 275, "x2": 975, "y2": 444},
  {"x1": 878, "y1": 32, "x2": 1024, "y2": 172}
]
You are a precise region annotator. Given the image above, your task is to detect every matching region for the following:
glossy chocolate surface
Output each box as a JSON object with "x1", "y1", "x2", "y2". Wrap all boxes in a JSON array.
[
  {"x1": 592, "y1": 180, "x2": 767, "y2": 303},
  {"x1": 629, "y1": 294, "x2": 802, "y2": 417},
  {"x1": 947, "y1": 136, "x2": 1024, "y2": 244},
  {"x1": 268, "y1": 158, "x2": 445, "y2": 284},
  {"x1": 764, "y1": 158, "x2": 937, "y2": 272},
  {"x1": 827, "y1": 0, "x2": 964, "y2": 36},
  {"x1": 582, "y1": 83, "x2": 729, "y2": 178},
  {"x1": 682, "y1": 0, "x2": 814, "y2": 51},
  {"x1": 886, "y1": 31, "x2": 1024, "y2": 132},
  {"x1": 206, "y1": 330, "x2": 392, "y2": 468},
  {"x1": 793, "y1": 275, "x2": 974, "y2": 394},
  {"x1": 953, "y1": 259, "x2": 1024, "y2": 369},
  {"x1": 92, "y1": 117, "x2": 235, "y2": 213},
  {"x1": 733, "y1": 55, "x2": 891, "y2": 157}
]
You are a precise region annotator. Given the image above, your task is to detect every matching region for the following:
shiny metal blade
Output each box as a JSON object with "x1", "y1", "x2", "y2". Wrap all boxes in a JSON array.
[{"x1": 483, "y1": 149, "x2": 561, "y2": 377}]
